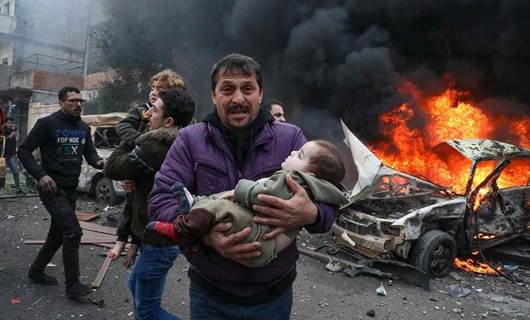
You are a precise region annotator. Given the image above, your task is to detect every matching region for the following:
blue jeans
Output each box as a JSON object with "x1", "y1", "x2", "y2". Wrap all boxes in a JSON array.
[
  {"x1": 6, "y1": 156, "x2": 21, "y2": 190},
  {"x1": 128, "y1": 243, "x2": 181, "y2": 320},
  {"x1": 189, "y1": 279, "x2": 293, "y2": 320}
]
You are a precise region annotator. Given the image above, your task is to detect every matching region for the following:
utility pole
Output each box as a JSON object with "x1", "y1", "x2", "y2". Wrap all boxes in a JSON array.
[{"x1": 82, "y1": 0, "x2": 93, "y2": 78}]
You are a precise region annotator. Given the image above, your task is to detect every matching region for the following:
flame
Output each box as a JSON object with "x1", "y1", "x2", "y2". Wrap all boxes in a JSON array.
[
  {"x1": 370, "y1": 82, "x2": 530, "y2": 194},
  {"x1": 473, "y1": 188, "x2": 490, "y2": 210},
  {"x1": 454, "y1": 257, "x2": 503, "y2": 275},
  {"x1": 473, "y1": 233, "x2": 496, "y2": 240}
]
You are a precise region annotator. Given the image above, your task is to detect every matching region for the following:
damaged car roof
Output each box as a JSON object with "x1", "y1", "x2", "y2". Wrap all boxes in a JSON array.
[{"x1": 445, "y1": 139, "x2": 530, "y2": 161}]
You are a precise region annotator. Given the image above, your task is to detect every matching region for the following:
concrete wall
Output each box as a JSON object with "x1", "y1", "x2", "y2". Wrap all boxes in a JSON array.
[
  {"x1": 0, "y1": 39, "x2": 13, "y2": 65},
  {"x1": 10, "y1": 69, "x2": 83, "y2": 92},
  {"x1": 27, "y1": 102, "x2": 59, "y2": 132},
  {"x1": 0, "y1": 63, "x2": 13, "y2": 89},
  {"x1": 30, "y1": 91, "x2": 58, "y2": 106},
  {"x1": 9, "y1": 69, "x2": 33, "y2": 88},
  {"x1": 12, "y1": 0, "x2": 109, "y2": 74}
]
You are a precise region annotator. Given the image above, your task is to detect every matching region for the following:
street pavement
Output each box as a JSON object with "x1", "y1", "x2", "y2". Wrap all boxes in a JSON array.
[{"x1": 0, "y1": 196, "x2": 528, "y2": 320}]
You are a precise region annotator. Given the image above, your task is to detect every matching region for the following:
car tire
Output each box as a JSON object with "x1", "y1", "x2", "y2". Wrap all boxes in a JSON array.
[
  {"x1": 95, "y1": 177, "x2": 121, "y2": 205},
  {"x1": 410, "y1": 230, "x2": 456, "y2": 278}
]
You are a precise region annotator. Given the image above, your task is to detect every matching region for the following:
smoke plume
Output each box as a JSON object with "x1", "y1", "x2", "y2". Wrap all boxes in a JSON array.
[{"x1": 102, "y1": 0, "x2": 530, "y2": 142}]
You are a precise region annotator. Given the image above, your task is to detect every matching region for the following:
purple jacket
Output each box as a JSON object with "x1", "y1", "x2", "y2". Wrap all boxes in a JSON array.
[{"x1": 148, "y1": 121, "x2": 337, "y2": 296}]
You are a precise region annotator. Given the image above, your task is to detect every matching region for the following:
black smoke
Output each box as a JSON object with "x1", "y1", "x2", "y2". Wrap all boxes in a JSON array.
[{"x1": 99, "y1": 0, "x2": 530, "y2": 141}]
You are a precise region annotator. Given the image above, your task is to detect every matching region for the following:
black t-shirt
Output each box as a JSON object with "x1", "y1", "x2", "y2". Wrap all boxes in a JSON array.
[
  {"x1": 18, "y1": 111, "x2": 102, "y2": 189},
  {"x1": 2, "y1": 126, "x2": 17, "y2": 158}
]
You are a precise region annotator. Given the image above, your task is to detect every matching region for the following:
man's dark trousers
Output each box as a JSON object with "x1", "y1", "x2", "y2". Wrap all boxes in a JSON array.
[{"x1": 31, "y1": 187, "x2": 83, "y2": 285}]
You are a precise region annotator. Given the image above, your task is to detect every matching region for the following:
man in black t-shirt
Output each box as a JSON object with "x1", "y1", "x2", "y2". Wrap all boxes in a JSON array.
[{"x1": 18, "y1": 87, "x2": 104, "y2": 299}]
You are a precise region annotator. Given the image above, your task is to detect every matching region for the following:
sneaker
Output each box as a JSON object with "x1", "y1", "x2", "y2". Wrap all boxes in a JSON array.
[
  {"x1": 65, "y1": 282, "x2": 92, "y2": 299},
  {"x1": 16, "y1": 189, "x2": 25, "y2": 195},
  {"x1": 28, "y1": 270, "x2": 58, "y2": 286}
]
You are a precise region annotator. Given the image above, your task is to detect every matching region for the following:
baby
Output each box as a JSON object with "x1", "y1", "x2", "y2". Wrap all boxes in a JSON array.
[{"x1": 145, "y1": 140, "x2": 347, "y2": 267}]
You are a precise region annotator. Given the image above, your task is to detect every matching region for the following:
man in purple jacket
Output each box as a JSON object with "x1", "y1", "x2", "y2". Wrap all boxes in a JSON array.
[{"x1": 148, "y1": 53, "x2": 337, "y2": 319}]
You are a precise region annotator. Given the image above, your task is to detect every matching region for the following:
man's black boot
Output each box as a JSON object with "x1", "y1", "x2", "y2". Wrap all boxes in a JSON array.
[
  {"x1": 28, "y1": 269, "x2": 59, "y2": 286},
  {"x1": 65, "y1": 282, "x2": 92, "y2": 299}
]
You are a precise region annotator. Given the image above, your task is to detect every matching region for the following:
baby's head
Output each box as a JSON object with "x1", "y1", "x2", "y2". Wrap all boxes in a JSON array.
[
  {"x1": 281, "y1": 140, "x2": 345, "y2": 187},
  {"x1": 149, "y1": 69, "x2": 187, "y2": 105}
]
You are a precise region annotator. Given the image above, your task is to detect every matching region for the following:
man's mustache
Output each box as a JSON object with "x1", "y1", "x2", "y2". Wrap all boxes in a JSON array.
[{"x1": 227, "y1": 104, "x2": 249, "y2": 113}]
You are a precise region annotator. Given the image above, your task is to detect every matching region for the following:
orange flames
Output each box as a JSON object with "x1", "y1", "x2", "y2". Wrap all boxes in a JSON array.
[
  {"x1": 454, "y1": 257, "x2": 503, "y2": 275},
  {"x1": 473, "y1": 233, "x2": 496, "y2": 240},
  {"x1": 370, "y1": 82, "x2": 530, "y2": 194}
]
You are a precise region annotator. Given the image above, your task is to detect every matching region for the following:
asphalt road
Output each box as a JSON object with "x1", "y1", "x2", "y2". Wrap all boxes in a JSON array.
[{"x1": 0, "y1": 195, "x2": 529, "y2": 320}]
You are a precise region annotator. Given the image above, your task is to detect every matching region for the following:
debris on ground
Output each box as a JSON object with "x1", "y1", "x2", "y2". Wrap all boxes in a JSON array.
[
  {"x1": 449, "y1": 271, "x2": 465, "y2": 281},
  {"x1": 76, "y1": 211, "x2": 100, "y2": 222},
  {"x1": 448, "y1": 284, "x2": 472, "y2": 298},
  {"x1": 325, "y1": 257, "x2": 343, "y2": 272},
  {"x1": 376, "y1": 283, "x2": 387, "y2": 296}
]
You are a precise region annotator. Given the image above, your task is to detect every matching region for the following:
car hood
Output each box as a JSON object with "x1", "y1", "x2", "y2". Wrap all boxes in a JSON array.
[
  {"x1": 82, "y1": 112, "x2": 127, "y2": 127},
  {"x1": 341, "y1": 120, "x2": 445, "y2": 202},
  {"x1": 444, "y1": 139, "x2": 530, "y2": 161}
]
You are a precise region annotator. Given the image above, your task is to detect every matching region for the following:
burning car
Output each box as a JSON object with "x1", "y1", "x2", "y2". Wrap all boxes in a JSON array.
[{"x1": 332, "y1": 121, "x2": 530, "y2": 277}]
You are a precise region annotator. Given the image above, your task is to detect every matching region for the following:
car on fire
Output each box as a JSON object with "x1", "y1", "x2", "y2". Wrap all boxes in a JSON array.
[
  {"x1": 332, "y1": 121, "x2": 530, "y2": 278},
  {"x1": 77, "y1": 113, "x2": 127, "y2": 205}
]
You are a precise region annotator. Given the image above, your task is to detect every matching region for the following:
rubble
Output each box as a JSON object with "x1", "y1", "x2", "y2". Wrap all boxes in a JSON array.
[
  {"x1": 376, "y1": 283, "x2": 387, "y2": 296},
  {"x1": 448, "y1": 284, "x2": 472, "y2": 298}
]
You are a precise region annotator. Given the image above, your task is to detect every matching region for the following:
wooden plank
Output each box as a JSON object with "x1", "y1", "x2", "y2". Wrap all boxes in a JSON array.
[
  {"x1": 76, "y1": 211, "x2": 100, "y2": 221},
  {"x1": 24, "y1": 239, "x2": 117, "y2": 244},
  {"x1": 91, "y1": 243, "x2": 119, "y2": 249},
  {"x1": 79, "y1": 221, "x2": 116, "y2": 235},
  {"x1": 82, "y1": 230, "x2": 117, "y2": 242},
  {"x1": 23, "y1": 240, "x2": 46, "y2": 245},
  {"x1": 91, "y1": 256, "x2": 113, "y2": 288}
]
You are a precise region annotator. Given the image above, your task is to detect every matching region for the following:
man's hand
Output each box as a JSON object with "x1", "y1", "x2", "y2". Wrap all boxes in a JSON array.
[
  {"x1": 38, "y1": 175, "x2": 57, "y2": 194},
  {"x1": 95, "y1": 159, "x2": 105, "y2": 170},
  {"x1": 203, "y1": 223, "x2": 261, "y2": 266},
  {"x1": 252, "y1": 174, "x2": 318, "y2": 240},
  {"x1": 122, "y1": 180, "x2": 135, "y2": 192}
]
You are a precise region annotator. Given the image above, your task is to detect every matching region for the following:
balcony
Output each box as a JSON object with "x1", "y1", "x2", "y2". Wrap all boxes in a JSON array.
[{"x1": 0, "y1": 14, "x2": 16, "y2": 34}]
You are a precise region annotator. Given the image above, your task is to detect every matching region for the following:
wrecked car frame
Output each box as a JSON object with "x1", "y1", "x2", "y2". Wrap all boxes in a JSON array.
[{"x1": 333, "y1": 121, "x2": 530, "y2": 277}]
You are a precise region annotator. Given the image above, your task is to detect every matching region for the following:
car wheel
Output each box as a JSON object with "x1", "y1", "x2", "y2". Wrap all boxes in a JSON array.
[
  {"x1": 95, "y1": 177, "x2": 121, "y2": 205},
  {"x1": 410, "y1": 230, "x2": 456, "y2": 278}
]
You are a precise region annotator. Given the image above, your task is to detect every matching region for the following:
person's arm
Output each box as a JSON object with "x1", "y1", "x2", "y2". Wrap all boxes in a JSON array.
[
  {"x1": 17, "y1": 119, "x2": 48, "y2": 182},
  {"x1": 103, "y1": 142, "x2": 150, "y2": 180},
  {"x1": 234, "y1": 171, "x2": 289, "y2": 207},
  {"x1": 116, "y1": 107, "x2": 147, "y2": 147},
  {"x1": 147, "y1": 132, "x2": 195, "y2": 222},
  {"x1": 83, "y1": 126, "x2": 104, "y2": 169}
]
